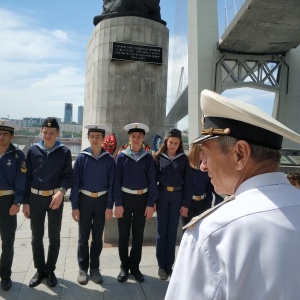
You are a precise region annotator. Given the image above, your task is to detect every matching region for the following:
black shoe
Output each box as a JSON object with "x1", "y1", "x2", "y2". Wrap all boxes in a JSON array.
[
  {"x1": 47, "y1": 271, "x2": 57, "y2": 287},
  {"x1": 1, "y1": 278, "x2": 12, "y2": 291},
  {"x1": 117, "y1": 269, "x2": 128, "y2": 282},
  {"x1": 131, "y1": 269, "x2": 144, "y2": 282},
  {"x1": 29, "y1": 271, "x2": 47, "y2": 288},
  {"x1": 166, "y1": 268, "x2": 173, "y2": 277}
]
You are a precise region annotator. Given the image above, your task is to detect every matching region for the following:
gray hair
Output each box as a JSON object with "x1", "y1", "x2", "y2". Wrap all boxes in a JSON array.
[{"x1": 216, "y1": 136, "x2": 281, "y2": 164}]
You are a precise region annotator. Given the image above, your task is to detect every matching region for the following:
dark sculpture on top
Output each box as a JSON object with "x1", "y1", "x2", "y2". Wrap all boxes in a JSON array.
[{"x1": 93, "y1": 0, "x2": 166, "y2": 26}]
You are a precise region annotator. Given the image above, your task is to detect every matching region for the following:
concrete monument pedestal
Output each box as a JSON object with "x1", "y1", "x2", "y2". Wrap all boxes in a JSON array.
[{"x1": 82, "y1": 16, "x2": 169, "y2": 150}]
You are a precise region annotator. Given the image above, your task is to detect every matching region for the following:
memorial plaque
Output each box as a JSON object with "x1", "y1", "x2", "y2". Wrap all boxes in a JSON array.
[{"x1": 112, "y1": 42, "x2": 162, "y2": 65}]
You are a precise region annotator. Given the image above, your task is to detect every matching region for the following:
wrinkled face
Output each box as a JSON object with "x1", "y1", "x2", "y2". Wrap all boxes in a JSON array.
[
  {"x1": 88, "y1": 132, "x2": 104, "y2": 149},
  {"x1": 200, "y1": 139, "x2": 237, "y2": 195},
  {"x1": 129, "y1": 132, "x2": 144, "y2": 147},
  {"x1": 0, "y1": 130, "x2": 13, "y2": 148},
  {"x1": 41, "y1": 127, "x2": 59, "y2": 147},
  {"x1": 167, "y1": 137, "x2": 181, "y2": 155}
]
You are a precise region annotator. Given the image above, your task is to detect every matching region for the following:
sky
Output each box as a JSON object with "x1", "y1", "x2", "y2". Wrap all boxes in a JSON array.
[{"x1": 0, "y1": 0, "x2": 274, "y2": 129}]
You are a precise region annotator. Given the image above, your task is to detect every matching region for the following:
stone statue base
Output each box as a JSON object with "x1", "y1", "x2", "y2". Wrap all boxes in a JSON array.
[{"x1": 82, "y1": 16, "x2": 169, "y2": 150}]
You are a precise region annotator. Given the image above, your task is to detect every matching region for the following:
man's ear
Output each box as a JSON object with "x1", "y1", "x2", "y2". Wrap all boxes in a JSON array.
[{"x1": 234, "y1": 140, "x2": 251, "y2": 171}]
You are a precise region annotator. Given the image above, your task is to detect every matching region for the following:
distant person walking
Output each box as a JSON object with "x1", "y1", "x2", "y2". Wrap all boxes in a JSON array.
[
  {"x1": 0, "y1": 120, "x2": 27, "y2": 291},
  {"x1": 70, "y1": 124, "x2": 115, "y2": 285},
  {"x1": 23, "y1": 117, "x2": 73, "y2": 288}
]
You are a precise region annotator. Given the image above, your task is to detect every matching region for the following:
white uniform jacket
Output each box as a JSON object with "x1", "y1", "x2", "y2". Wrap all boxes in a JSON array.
[{"x1": 165, "y1": 172, "x2": 300, "y2": 300}]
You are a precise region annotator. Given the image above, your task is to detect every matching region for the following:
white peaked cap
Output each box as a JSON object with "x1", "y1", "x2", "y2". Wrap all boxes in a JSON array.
[
  {"x1": 193, "y1": 89, "x2": 300, "y2": 149},
  {"x1": 124, "y1": 123, "x2": 149, "y2": 133}
]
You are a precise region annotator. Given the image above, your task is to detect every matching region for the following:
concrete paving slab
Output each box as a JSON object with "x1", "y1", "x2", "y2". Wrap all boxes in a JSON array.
[{"x1": 0, "y1": 202, "x2": 175, "y2": 299}]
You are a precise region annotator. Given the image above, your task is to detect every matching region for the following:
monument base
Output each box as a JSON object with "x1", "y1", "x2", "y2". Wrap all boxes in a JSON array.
[{"x1": 82, "y1": 16, "x2": 169, "y2": 151}]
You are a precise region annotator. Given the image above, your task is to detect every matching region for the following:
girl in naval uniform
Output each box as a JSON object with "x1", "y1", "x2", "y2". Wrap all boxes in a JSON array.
[{"x1": 154, "y1": 128, "x2": 192, "y2": 280}]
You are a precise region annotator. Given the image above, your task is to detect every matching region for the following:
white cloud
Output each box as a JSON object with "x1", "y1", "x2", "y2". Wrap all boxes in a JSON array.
[{"x1": 0, "y1": 8, "x2": 85, "y2": 120}]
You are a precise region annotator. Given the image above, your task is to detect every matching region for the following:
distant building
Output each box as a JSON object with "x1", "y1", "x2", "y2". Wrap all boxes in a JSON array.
[
  {"x1": 60, "y1": 124, "x2": 82, "y2": 134},
  {"x1": 64, "y1": 103, "x2": 73, "y2": 123},
  {"x1": 78, "y1": 106, "x2": 83, "y2": 125}
]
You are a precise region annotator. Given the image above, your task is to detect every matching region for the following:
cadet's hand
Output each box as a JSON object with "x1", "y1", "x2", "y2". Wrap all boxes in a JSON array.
[
  {"x1": 153, "y1": 204, "x2": 157, "y2": 212},
  {"x1": 105, "y1": 209, "x2": 113, "y2": 221},
  {"x1": 180, "y1": 206, "x2": 188, "y2": 217},
  {"x1": 23, "y1": 204, "x2": 30, "y2": 219},
  {"x1": 144, "y1": 206, "x2": 155, "y2": 220},
  {"x1": 50, "y1": 191, "x2": 64, "y2": 210},
  {"x1": 72, "y1": 209, "x2": 80, "y2": 222},
  {"x1": 114, "y1": 206, "x2": 124, "y2": 218},
  {"x1": 9, "y1": 204, "x2": 20, "y2": 216}
]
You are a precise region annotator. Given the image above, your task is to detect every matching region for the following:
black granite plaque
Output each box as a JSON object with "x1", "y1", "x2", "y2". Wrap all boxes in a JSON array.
[{"x1": 112, "y1": 42, "x2": 162, "y2": 65}]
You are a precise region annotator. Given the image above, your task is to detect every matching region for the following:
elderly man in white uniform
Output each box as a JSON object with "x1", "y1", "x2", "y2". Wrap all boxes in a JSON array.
[{"x1": 165, "y1": 90, "x2": 300, "y2": 300}]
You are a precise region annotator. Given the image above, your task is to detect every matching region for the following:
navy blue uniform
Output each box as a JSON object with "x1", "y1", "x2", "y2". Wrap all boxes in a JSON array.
[
  {"x1": 155, "y1": 151, "x2": 192, "y2": 272},
  {"x1": 70, "y1": 147, "x2": 115, "y2": 271},
  {"x1": 0, "y1": 144, "x2": 26, "y2": 280},
  {"x1": 114, "y1": 148, "x2": 158, "y2": 272},
  {"x1": 181, "y1": 167, "x2": 223, "y2": 227},
  {"x1": 25, "y1": 141, "x2": 73, "y2": 273}
]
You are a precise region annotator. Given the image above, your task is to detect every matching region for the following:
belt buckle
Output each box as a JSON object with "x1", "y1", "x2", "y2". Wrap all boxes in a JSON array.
[
  {"x1": 91, "y1": 192, "x2": 98, "y2": 198},
  {"x1": 42, "y1": 190, "x2": 51, "y2": 196},
  {"x1": 195, "y1": 196, "x2": 201, "y2": 201},
  {"x1": 0, "y1": 190, "x2": 3, "y2": 196},
  {"x1": 137, "y1": 189, "x2": 143, "y2": 195},
  {"x1": 167, "y1": 186, "x2": 174, "y2": 192}
]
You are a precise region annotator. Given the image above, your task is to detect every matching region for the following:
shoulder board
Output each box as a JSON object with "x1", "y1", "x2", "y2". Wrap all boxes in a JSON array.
[{"x1": 183, "y1": 195, "x2": 235, "y2": 230}]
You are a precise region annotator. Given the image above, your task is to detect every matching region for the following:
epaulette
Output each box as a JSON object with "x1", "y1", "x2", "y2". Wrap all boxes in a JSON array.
[{"x1": 183, "y1": 195, "x2": 235, "y2": 230}]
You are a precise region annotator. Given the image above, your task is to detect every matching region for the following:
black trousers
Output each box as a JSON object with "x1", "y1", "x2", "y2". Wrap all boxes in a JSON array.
[
  {"x1": 29, "y1": 193, "x2": 64, "y2": 272},
  {"x1": 118, "y1": 192, "x2": 147, "y2": 271},
  {"x1": 77, "y1": 193, "x2": 107, "y2": 271},
  {"x1": 0, "y1": 195, "x2": 16, "y2": 280}
]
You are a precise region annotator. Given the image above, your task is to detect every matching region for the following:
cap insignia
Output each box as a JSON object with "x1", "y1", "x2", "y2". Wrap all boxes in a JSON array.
[
  {"x1": 201, "y1": 127, "x2": 231, "y2": 136},
  {"x1": 47, "y1": 122, "x2": 51, "y2": 127}
]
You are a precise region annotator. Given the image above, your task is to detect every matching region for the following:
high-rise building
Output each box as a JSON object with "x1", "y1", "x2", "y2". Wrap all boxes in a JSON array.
[
  {"x1": 78, "y1": 106, "x2": 83, "y2": 125},
  {"x1": 64, "y1": 103, "x2": 73, "y2": 123}
]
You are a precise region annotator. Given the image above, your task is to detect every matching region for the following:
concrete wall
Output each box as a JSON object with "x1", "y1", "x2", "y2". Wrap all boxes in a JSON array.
[
  {"x1": 82, "y1": 16, "x2": 169, "y2": 150},
  {"x1": 275, "y1": 45, "x2": 300, "y2": 149},
  {"x1": 187, "y1": 0, "x2": 220, "y2": 142}
]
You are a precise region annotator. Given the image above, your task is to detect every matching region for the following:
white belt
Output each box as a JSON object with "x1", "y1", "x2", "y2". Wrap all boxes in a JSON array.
[
  {"x1": 0, "y1": 190, "x2": 14, "y2": 196},
  {"x1": 121, "y1": 187, "x2": 148, "y2": 195},
  {"x1": 31, "y1": 188, "x2": 59, "y2": 197},
  {"x1": 192, "y1": 193, "x2": 206, "y2": 201},
  {"x1": 80, "y1": 190, "x2": 107, "y2": 198}
]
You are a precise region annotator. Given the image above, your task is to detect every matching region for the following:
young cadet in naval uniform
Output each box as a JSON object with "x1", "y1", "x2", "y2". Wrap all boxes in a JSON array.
[
  {"x1": 114, "y1": 123, "x2": 158, "y2": 283},
  {"x1": 23, "y1": 117, "x2": 73, "y2": 288},
  {"x1": 181, "y1": 142, "x2": 223, "y2": 229},
  {"x1": 0, "y1": 119, "x2": 27, "y2": 291},
  {"x1": 70, "y1": 124, "x2": 115, "y2": 285},
  {"x1": 153, "y1": 128, "x2": 192, "y2": 280},
  {"x1": 165, "y1": 90, "x2": 300, "y2": 300}
]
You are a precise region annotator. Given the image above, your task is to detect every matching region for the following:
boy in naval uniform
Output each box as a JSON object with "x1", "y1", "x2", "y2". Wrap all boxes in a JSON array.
[
  {"x1": 0, "y1": 119, "x2": 27, "y2": 291},
  {"x1": 70, "y1": 124, "x2": 115, "y2": 285},
  {"x1": 114, "y1": 123, "x2": 158, "y2": 283},
  {"x1": 23, "y1": 117, "x2": 73, "y2": 288},
  {"x1": 165, "y1": 90, "x2": 300, "y2": 300}
]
